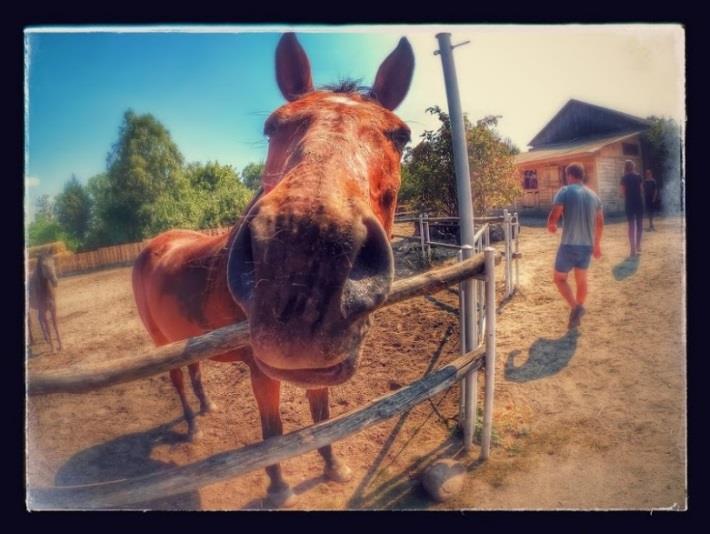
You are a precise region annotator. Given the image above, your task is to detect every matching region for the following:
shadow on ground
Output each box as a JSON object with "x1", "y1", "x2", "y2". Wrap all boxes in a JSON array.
[
  {"x1": 612, "y1": 256, "x2": 640, "y2": 281},
  {"x1": 29, "y1": 418, "x2": 201, "y2": 510},
  {"x1": 346, "y1": 435, "x2": 485, "y2": 509},
  {"x1": 242, "y1": 324, "x2": 459, "y2": 510},
  {"x1": 425, "y1": 295, "x2": 459, "y2": 315},
  {"x1": 343, "y1": 324, "x2": 477, "y2": 510},
  {"x1": 505, "y1": 330, "x2": 580, "y2": 382}
]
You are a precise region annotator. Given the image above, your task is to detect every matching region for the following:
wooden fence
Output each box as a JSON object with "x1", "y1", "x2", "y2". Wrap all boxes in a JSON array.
[
  {"x1": 27, "y1": 251, "x2": 502, "y2": 509},
  {"x1": 26, "y1": 227, "x2": 231, "y2": 278}
]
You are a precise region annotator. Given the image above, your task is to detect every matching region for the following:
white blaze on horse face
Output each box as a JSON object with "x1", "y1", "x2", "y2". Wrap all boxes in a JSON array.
[{"x1": 325, "y1": 95, "x2": 359, "y2": 107}]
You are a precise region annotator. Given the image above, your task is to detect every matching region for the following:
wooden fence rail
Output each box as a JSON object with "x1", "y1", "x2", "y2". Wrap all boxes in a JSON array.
[
  {"x1": 28, "y1": 347, "x2": 486, "y2": 509},
  {"x1": 394, "y1": 215, "x2": 505, "y2": 224},
  {"x1": 28, "y1": 252, "x2": 499, "y2": 396}
]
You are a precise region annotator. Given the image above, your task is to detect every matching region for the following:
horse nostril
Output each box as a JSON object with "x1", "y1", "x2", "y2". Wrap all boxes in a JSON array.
[
  {"x1": 227, "y1": 222, "x2": 257, "y2": 309},
  {"x1": 341, "y1": 218, "x2": 394, "y2": 319}
]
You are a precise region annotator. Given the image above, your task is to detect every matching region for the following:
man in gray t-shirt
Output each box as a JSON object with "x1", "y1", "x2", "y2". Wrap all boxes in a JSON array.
[{"x1": 547, "y1": 163, "x2": 604, "y2": 329}]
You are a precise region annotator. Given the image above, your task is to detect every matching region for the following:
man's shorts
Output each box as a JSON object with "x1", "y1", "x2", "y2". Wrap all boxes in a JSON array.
[
  {"x1": 555, "y1": 244, "x2": 593, "y2": 273},
  {"x1": 626, "y1": 207, "x2": 643, "y2": 222}
]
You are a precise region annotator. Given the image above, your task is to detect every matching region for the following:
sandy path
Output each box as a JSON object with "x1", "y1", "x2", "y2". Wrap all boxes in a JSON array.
[{"x1": 25, "y1": 217, "x2": 686, "y2": 510}]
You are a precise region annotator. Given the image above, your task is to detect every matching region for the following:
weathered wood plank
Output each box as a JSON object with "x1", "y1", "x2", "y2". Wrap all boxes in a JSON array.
[
  {"x1": 28, "y1": 321, "x2": 251, "y2": 396},
  {"x1": 383, "y1": 252, "x2": 498, "y2": 307},
  {"x1": 28, "y1": 347, "x2": 486, "y2": 509},
  {"x1": 28, "y1": 252, "x2": 500, "y2": 396}
]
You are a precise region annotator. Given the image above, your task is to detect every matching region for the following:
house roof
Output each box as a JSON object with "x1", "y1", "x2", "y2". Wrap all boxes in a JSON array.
[
  {"x1": 528, "y1": 99, "x2": 651, "y2": 149},
  {"x1": 514, "y1": 131, "x2": 644, "y2": 166}
]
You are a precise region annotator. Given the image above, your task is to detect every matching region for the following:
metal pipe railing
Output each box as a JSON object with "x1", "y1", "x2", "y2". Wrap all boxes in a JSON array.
[{"x1": 480, "y1": 247, "x2": 497, "y2": 459}]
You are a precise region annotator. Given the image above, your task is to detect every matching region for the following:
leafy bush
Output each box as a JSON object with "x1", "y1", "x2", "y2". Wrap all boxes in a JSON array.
[{"x1": 402, "y1": 106, "x2": 521, "y2": 216}]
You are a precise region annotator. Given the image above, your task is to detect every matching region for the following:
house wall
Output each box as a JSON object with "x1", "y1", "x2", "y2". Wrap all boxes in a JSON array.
[
  {"x1": 514, "y1": 135, "x2": 644, "y2": 213},
  {"x1": 516, "y1": 157, "x2": 596, "y2": 210}
]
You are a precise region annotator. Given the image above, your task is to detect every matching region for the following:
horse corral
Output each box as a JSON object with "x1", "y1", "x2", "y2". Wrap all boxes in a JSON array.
[
  {"x1": 26, "y1": 217, "x2": 685, "y2": 509},
  {"x1": 25, "y1": 31, "x2": 685, "y2": 511}
]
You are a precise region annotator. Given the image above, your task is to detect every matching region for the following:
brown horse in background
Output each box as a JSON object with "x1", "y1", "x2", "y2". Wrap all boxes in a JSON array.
[
  {"x1": 132, "y1": 33, "x2": 414, "y2": 507},
  {"x1": 29, "y1": 253, "x2": 62, "y2": 353}
]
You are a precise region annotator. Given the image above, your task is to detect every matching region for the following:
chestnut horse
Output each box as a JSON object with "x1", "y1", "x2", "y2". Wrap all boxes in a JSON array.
[
  {"x1": 132, "y1": 33, "x2": 414, "y2": 507},
  {"x1": 29, "y1": 253, "x2": 62, "y2": 353}
]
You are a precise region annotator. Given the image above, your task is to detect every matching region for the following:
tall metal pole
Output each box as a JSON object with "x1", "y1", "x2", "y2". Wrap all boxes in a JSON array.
[{"x1": 436, "y1": 33, "x2": 477, "y2": 450}]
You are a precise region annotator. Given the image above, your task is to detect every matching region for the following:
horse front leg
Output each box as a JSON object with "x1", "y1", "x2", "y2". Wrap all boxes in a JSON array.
[
  {"x1": 306, "y1": 388, "x2": 352, "y2": 483},
  {"x1": 49, "y1": 303, "x2": 62, "y2": 351},
  {"x1": 169, "y1": 368, "x2": 199, "y2": 441},
  {"x1": 37, "y1": 307, "x2": 53, "y2": 353},
  {"x1": 187, "y1": 362, "x2": 218, "y2": 414},
  {"x1": 248, "y1": 360, "x2": 295, "y2": 508}
]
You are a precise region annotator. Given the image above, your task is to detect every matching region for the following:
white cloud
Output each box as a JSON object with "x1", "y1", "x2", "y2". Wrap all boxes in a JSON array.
[{"x1": 25, "y1": 176, "x2": 40, "y2": 188}]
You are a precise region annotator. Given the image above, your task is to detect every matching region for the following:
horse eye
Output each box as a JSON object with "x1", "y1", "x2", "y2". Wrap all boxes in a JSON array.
[
  {"x1": 263, "y1": 121, "x2": 276, "y2": 137},
  {"x1": 263, "y1": 115, "x2": 283, "y2": 137},
  {"x1": 387, "y1": 128, "x2": 411, "y2": 151}
]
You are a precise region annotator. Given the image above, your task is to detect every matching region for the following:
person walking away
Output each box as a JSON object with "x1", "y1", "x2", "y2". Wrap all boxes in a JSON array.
[
  {"x1": 548, "y1": 163, "x2": 604, "y2": 329},
  {"x1": 643, "y1": 168, "x2": 659, "y2": 231},
  {"x1": 620, "y1": 160, "x2": 644, "y2": 256}
]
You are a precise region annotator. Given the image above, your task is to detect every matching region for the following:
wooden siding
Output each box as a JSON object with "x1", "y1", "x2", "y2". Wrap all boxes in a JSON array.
[
  {"x1": 515, "y1": 134, "x2": 644, "y2": 212},
  {"x1": 516, "y1": 156, "x2": 596, "y2": 209}
]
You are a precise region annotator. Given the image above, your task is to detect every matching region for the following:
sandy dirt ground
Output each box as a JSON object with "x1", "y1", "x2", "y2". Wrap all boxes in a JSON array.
[{"x1": 25, "y1": 216, "x2": 686, "y2": 510}]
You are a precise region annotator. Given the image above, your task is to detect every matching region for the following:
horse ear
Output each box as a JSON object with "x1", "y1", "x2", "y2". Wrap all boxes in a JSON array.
[
  {"x1": 371, "y1": 37, "x2": 415, "y2": 111},
  {"x1": 275, "y1": 33, "x2": 314, "y2": 101}
]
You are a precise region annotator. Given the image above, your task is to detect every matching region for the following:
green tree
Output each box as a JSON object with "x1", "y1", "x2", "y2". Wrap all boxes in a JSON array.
[
  {"x1": 185, "y1": 161, "x2": 252, "y2": 228},
  {"x1": 241, "y1": 162, "x2": 264, "y2": 191},
  {"x1": 641, "y1": 116, "x2": 683, "y2": 213},
  {"x1": 54, "y1": 175, "x2": 92, "y2": 244},
  {"x1": 103, "y1": 110, "x2": 188, "y2": 242},
  {"x1": 403, "y1": 107, "x2": 521, "y2": 216},
  {"x1": 26, "y1": 214, "x2": 73, "y2": 249},
  {"x1": 83, "y1": 172, "x2": 117, "y2": 250},
  {"x1": 35, "y1": 194, "x2": 55, "y2": 221}
]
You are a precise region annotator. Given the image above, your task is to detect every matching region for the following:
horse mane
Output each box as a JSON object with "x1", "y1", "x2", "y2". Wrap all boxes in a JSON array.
[{"x1": 320, "y1": 79, "x2": 376, "y2": 101}]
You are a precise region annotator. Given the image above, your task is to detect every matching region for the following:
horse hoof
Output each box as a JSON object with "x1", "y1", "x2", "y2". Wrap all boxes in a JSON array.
[
  {"x1": 325, "y1": 462, "x2": 353, "y2": 483},
  {"x1": 201, "y1": 401, "x2": 218, "y2": 414},
  {"x1": 187, "y1": 428, "x2": 203, "y2": 442},
  {"x1": 265, "y1": 487, "x2": 296, "y2": 508}
]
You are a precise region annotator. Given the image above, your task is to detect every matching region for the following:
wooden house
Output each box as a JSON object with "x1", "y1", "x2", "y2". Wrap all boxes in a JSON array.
[{"x1": 514, "y1": 99, "x2": 651, "y2": 213}]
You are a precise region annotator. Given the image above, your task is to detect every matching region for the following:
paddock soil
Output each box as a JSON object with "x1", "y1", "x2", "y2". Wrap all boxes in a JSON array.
[{"x1": 26, "y1": 217, "x2": 686, "y2": 510}]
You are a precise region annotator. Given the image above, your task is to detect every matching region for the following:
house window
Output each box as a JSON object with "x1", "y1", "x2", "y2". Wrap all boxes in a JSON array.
[
  {"x1": 622, "y1": 143, "x2": 639, "y2": 156},
  {"x1": 522, "y1": 170, "x2": 538, "y2": 190},
  {"x1": 559, "y1": 167, "x2": 567, "y2": 186}
]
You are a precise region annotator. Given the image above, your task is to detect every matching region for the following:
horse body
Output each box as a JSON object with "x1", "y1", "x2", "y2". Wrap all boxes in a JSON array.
[
  {"x1": 131, "y1": 33, "x2": 414, "y2": 507},
  {"x1": 29, "y1": 254, "x2": 62, "y2": 353}
]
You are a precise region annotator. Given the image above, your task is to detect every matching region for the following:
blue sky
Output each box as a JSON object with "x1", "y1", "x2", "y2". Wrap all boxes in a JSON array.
[
  {"x1": 25, "y1": 30, "x2": 395, "y2": 214},
  {"x1": 25, "y1": 25, "x2": 685, "y2": 220}
]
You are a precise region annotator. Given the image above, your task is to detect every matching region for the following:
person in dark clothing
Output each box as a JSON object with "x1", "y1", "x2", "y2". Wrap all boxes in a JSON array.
[
  {"x1": 643, "y1": 168, "x2": 659, "y2": 231},
  {"x1": 620, "y1": 160, "x2": 644, "y2": 256}
]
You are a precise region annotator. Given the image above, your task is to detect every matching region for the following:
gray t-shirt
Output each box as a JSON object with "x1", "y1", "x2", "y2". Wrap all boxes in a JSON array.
[{"x1": 552, "y1": 184, "x2": 602, "y2": 246}]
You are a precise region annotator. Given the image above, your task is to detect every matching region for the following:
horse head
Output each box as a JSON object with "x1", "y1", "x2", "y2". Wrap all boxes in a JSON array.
[
  {"x1": 39, "y1": 253, "x2": 58, "y2": 287},
  {"x1": 227, "y1": 33, "x2": 414, "y2": 388}
]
